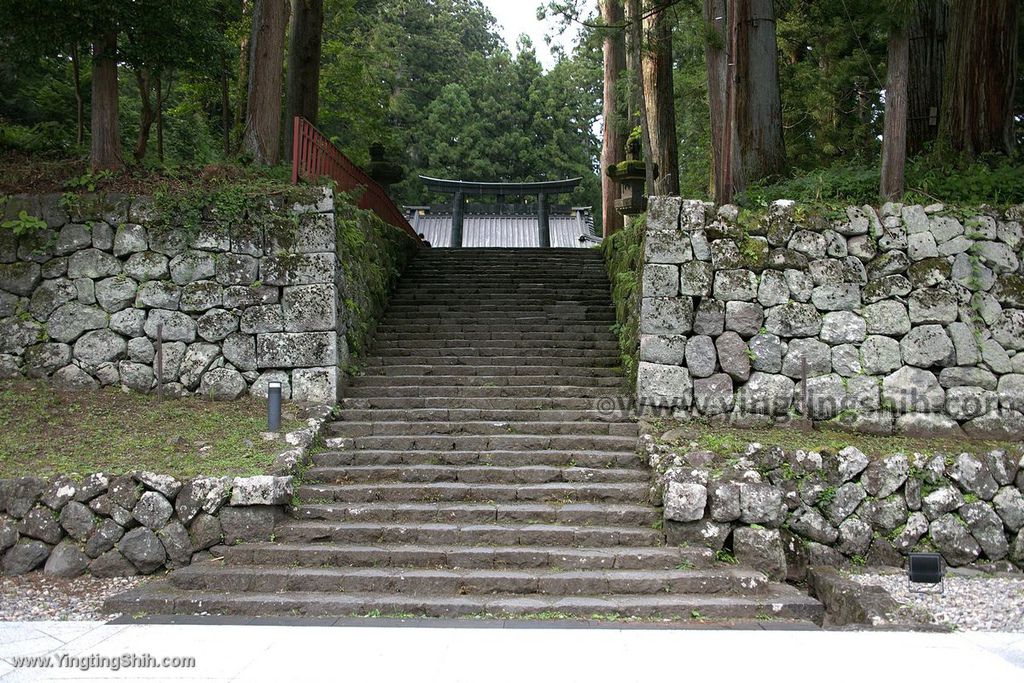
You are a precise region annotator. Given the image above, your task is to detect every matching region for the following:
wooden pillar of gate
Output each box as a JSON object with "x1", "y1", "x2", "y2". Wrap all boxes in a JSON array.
[
  {"x1": 537, "y1": 192, "x2": 550, "y2": 248},
  {"x1": 452, "y1": 190, "x2": 465, "y2": 248}
]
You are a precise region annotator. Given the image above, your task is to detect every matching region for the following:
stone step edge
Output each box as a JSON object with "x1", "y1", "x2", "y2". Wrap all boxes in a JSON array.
[{"x1": 104, "y1": 584, "x2": 823, "y2": 620}]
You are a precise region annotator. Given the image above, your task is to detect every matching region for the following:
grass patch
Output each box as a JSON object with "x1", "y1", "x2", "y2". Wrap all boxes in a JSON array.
[
  {"x1": 653, "y1": 421, "x2": 1017, "y2": 459},
  {"x1": 601, "y1": 214, "x2": 644, "y2": 385},
  {"x1": 0, "y1": 379, "x2": 304, "y2": 479}
]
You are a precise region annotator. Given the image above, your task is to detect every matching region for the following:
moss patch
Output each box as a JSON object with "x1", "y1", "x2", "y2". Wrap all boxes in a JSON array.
[
  {"x1": 653, "y1": 420, "x2": 1018, "y2": 460},
  {"x1": 335, "y1": 193, "x2": 419, "y2": 364},
  {"x1": 601, "y1": 215, "x2": 644, "y2": 385},
  {"x1": 0, "y1": 379, "x2": 304, "y2": 479}
]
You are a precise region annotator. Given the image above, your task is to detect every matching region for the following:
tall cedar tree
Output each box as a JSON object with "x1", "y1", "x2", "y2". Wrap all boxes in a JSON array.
[
  {"x1": 91, "y1": 29, "x2": 122, "y2": 170},
  {"x1": 243, "y1": 0, "x2": 290, "y2": 165},
  {"x1": 642, "y1": 0, "x2": 679, "y2": 196},
  {"x1": 880, "y1": 13, "x2": 910, "y2": 200},
  {"x1": 733, "y1": 0, "x2": 787, "y2": 190},
  {"x1": 601, "y1": 0, "x2": 626, "y2": 236},
  {"x1": 907, "y1": 0, "x2": 947, "y2": 155},
  {"x1": 939, "y1": 0, "x2": 1019, "y2": 157},
  {"x1": 286, "y1": 0, "x2": 325, "y2": 161}
]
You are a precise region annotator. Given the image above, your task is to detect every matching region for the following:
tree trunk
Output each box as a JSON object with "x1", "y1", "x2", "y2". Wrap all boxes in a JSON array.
[
  {"x1": 70, "y1": 44, "x2": 84, "y2": 148},
  {"x1": 626, "y1": 0, "x2": 655, "y2": 192},
  {"x1": 907, "y1": 0, "x2": 947, "y2": 155},
  {"x1": 90, "y1": 31, "x2": 123, "y2": 171},
  {"x1": 156, "y1": 72, "x2": 165, "y2": 163},
  {"x1": 881, "y1": 23, "x2": 910, "y2": 200},
  {"x1": 939, "y1": 0, "x2": 1019, "y2": 157},
  {"x1": 720, "y1": 0, "x2": 741, "y2": 202},
  {"x1": 601, "y1": 0, "x2": 627, "y2": 237},
  {"x1": 704, "y1": 0, "x2": 729, "y2": 202},
  {"x1": 285, "y1": 0, "x2": 324, "y2": 162},
  {"x1": 243, "y1": 0, "x2": 290, "y2": 165},
  {"x1": 642, "y1": 0, "x2": 679, "y2": 197},
  {"x1": 134, "y1": 69, "x2": 154, "y2": 163},
  {"x1": 221, "y1": 54, "x2": 232, "y2": 158},
  {"x1": 733, "y1": 0, "x2": 787, "y2": 188},
  {"x1": 234, "y1": 0, "x2": 252, "y2": 152}
]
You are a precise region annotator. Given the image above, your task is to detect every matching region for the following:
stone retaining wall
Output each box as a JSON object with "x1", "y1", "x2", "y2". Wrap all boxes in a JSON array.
[
  {"x1": 637, "y1": 197, "x2": 1024, "y2": 438},
  {"x1": 0, "y1": 405, "x2": 331, "y2": 578},
  {"x1": 646, "y1": 434, "x2": 1024, "y2": 576},
  {"x1": 0, "y1": 188, "x2": 415, "y2": 402}
]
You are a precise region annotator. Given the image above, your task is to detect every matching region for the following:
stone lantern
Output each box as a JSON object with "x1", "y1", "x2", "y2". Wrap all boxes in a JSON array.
[
  {"x1": 606, "y1": 131, "x2": 658, "y2": 216},
  {"x1": 365, "y1": 143, "x2": 405, "y2": 197}
]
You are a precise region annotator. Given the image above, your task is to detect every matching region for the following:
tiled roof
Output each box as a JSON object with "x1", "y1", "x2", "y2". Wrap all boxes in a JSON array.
[{"x1": 405, "y1": 208, "x2": 597, "y2": 249}]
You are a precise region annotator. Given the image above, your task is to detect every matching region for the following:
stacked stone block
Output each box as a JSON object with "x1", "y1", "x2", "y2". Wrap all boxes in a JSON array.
[
  {"x1": 0, "y1": 189, "x2": 343, "y2": 402},
  {"x1": 647, "y1": 436, "x2": 1024, "y2": 574},
  {"x1": 638, "y1": 197, "x2": 1024, "y2": 438},
  {"x1": 0, "y1": 472, "x2": 292, "y2": 577}
]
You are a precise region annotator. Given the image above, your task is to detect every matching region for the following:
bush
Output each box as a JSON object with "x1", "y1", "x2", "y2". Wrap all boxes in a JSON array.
[{"x1": 739, "y1": 154, "x2": 1024, "y2": 208}]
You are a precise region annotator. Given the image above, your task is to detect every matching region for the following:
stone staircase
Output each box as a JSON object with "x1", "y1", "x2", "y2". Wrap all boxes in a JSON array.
[{"x1": 106, "y1": 248, "x2": 821, "y2": 622}]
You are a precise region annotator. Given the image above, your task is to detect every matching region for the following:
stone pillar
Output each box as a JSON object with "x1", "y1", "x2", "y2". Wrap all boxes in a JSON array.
[
  {"x1": 537, "y1": 192, "x2": 550, "y2": 248},
  {"x1": 451, "y1": 190, "x2": 465, "y2": 248}
]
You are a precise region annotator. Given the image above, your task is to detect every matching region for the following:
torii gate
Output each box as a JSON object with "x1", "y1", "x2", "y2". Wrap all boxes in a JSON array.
[{"x1": 419, "y1": 176, "x2": 582, "y2": 248}]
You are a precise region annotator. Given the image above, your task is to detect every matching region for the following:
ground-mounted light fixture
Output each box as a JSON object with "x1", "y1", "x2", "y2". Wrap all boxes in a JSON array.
[
  {"x1": 268, "y1": 381, "x2": 282, "y2": 432},
  {"x1": 908, "y1": 553, "x2": 945, "y2": 594}
]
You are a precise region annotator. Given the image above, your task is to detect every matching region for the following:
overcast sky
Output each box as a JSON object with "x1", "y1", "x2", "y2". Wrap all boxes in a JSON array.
[{"x1": 480, "y1": 1, "x2": 595, "y2": 70}]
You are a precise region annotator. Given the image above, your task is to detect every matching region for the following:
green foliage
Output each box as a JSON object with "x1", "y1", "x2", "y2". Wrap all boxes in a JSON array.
[
  {"x1": 335, "y1": 193, "x2": 419, "y2": 358},
  {"x1": 1, "y1": 209, "x2": 46, "y2": 236},
  {"x1": 740, "y1": 155, "x2": 1024, "y2": 208},
  {"x1": 601, "y1": 214, "x2": 644, "y2": 384},
  {"x1": 715, "y1": 549, "x2": 738, "y2": 565}
]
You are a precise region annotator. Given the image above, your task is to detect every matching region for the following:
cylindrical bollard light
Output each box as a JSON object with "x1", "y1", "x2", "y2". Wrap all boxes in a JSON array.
[{"x1": 268, "y1": 381, "x2": 282, "y2": 432}]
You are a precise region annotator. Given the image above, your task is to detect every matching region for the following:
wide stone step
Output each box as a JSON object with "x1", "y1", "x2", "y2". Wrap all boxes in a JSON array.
[
  {"x1": 328, "y1": 434, "x2": 638, "y2": 452},
  {"x1": 345, "y1": 375, "x2": 625, "y2": 389},
  {"x1": 391, "y1": 290, "x2": 611, "y2": 300},
  {"x1": 217, "y1": 543, "x2": 712, "y2": 570},
  {"x1": 292, "y1": 502, "x2": 659, "y2": 526},
  {"x1": 367, "y1": 346, "x2": 619, "y2": 358},
  {"x1": 335, "y1": 408, "x2": 629, "y2": 423},
  {"x1": 371, "y1": 331, "x2": 619, "y2": 342},
  {"x1": 106, "y1": 584, "x2": 822, "y2": 621},
  {"x1": 310, "y1": 449, "x2": 643, "y2": 468},
  {"x1": 273, "y1": 521, "x2": 663, "y2": 546},
  {"x1": 385, "y1": 303, "x2": 614, "y2": 312},
  {"x1": 305, "y1": 464, "x2": 646, "y2": 485},
  {"x1": 297, "y1": 480, "x2": 647, "y2": 504},
  {"x1": 375, "y1": 324, "x2": 615, "y2": 334},
  {"x1": 388, "y1": 295, "x2": 614, "y2": 305},
  {"x1": 360, "y1": 367, "x2": 622, "y2": 379},
  {"x1": 364, "y1": 355, "x2": 620, "y2": 367},
  {"x1": 342, "y1": 386, "x2": 625, "y2": 399},
  {"x1": 327, "y1": 421, "x2": 638, "y2": 438},
  {"x1": 339, "y1": 397, "x2": 629, "y2": 411},
  {"x1": 168, "y1": 564, "x2": 767, "y2": 597}
]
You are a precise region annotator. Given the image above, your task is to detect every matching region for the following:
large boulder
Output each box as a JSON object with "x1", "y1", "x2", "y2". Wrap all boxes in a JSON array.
[
  {"x1": 1, "y1": 539, "x2": 51, "y2": 575},
  {"x1": 43, "y1": 540, "x2": 90, "y2": 577},
  {"x1": 663, "y1": 482, "x2": 707, "y2": 522},
  {"x1": 928, "y1": 514, "x2": 981, "y2": 567},
  {"x1": 118, "y1": 527, "x2": 167, "y2": 574},
  {"x1": 733, "y1": 527, "x2": 786, "y2": 581}
]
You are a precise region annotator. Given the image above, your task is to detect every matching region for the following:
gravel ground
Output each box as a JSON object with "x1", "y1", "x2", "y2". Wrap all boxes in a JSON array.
[
  {"x1": 0, "y1": 574, "x2": 145, "y2": 621},
  {"x1": 849, "y1": 571, "x2": 1024, "y2": 633}
]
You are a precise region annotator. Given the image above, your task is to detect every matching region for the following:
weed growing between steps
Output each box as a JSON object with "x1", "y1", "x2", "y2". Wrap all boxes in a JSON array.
[{"x1": 601, "y1": 214, "x2": 644, "y2": 386}]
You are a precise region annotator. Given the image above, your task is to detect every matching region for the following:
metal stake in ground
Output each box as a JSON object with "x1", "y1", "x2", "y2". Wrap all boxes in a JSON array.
[
  {"x1": 156, "y1": 323, "x2": 164, "y2": 401},
  {"x1": 268, "y1": 381, "x2": 282, "y2": 432}
]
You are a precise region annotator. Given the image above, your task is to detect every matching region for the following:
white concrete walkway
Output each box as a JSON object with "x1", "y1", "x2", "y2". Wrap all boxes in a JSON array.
[{"x1": 1, "y1": 621, "x2": 1022, "y2": 682}]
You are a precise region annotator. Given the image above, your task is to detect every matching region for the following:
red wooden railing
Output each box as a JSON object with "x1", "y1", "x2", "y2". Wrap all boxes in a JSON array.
[{"x1": 291, "y1": 117, "x2": 421, "y2": 243}]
